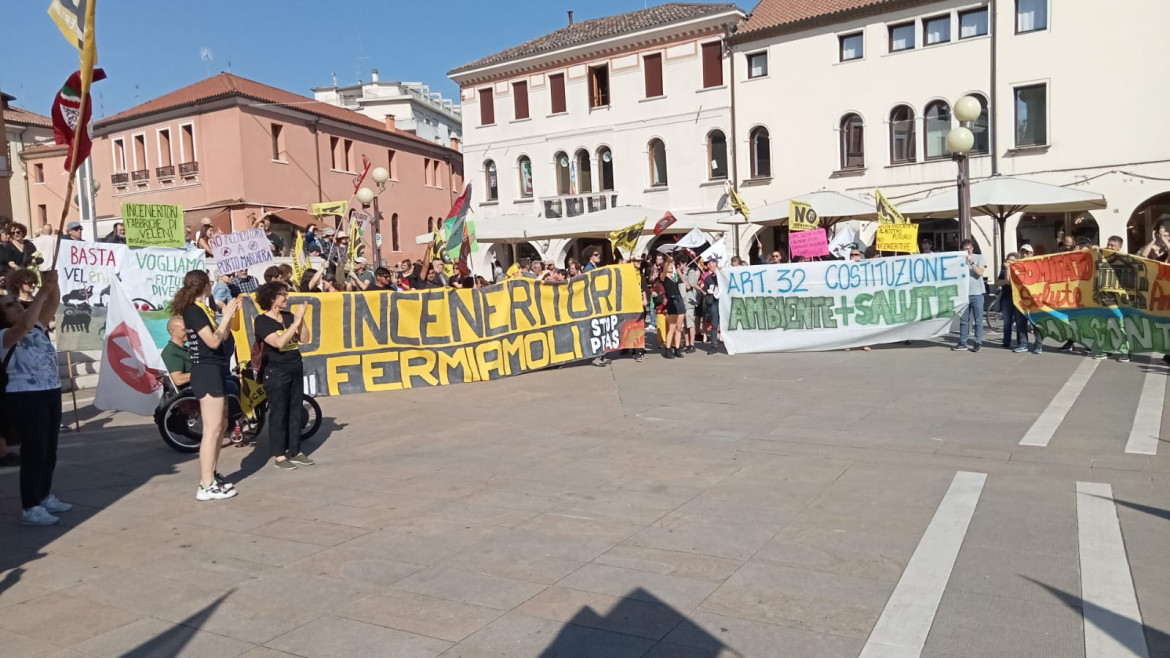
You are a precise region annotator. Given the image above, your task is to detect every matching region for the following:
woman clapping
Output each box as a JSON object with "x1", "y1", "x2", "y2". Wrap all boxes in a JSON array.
[{"x1": 253, "y1": 282, "x2": 312, "y2": 470}]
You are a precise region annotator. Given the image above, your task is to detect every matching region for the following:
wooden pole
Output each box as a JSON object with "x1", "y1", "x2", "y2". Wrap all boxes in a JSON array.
[{"x1": 65, "y1": 351, "x2": 80, "y2": 432}]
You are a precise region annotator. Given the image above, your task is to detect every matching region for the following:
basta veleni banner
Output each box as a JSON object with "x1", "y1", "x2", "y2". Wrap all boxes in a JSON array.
[
  {"x1": 1010, "y1": 248, "x2": 1170, "y2": 355},
  {"x1": 232, "y1": 265, "x2": 645, "y2": 396}
]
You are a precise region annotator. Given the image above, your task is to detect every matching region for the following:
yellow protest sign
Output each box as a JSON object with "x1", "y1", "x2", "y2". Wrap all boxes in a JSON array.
[
  {"x1": 876, "y1": 224, "x2": 920, "y2": 253},
  {"x1": 609, "y1": 218, "x2": 645, "y2": 256},
  {"x1": 789, "y1": 201, "x2": 819, "y2": 231},
  {"x1": 311, "y1": 200, "x2": 348, "y2": 217},
  {"x1": 875, "y1": 189, "x2": 907, "y2": 224}
]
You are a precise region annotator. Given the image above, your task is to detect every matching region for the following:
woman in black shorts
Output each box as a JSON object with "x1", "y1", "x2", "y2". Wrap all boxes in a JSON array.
[
  {"x1": 253, "y1": 282, "x2": 311, "y2": 470},
  {"x1": 171, "y1": 270, "x2": 241, "y2": 500},
  {"x1": 660, "y1": 257, "x2": 686, "y2": 359}
]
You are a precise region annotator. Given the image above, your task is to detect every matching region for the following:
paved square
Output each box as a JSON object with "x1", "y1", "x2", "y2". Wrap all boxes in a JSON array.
[{"x1": 2, "y1": 339, "x2": 1169, "y2": 657}]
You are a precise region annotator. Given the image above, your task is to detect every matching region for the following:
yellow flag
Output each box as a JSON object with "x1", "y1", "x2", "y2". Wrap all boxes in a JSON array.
[
  {"x1": 346, "y1": 219, "x2": 362, "y2": 265},
  {"x1": 311, "y1": 200, "x2": 348, "y2": 217},
  {"x1": 48, "y1": 0, "x2": 85, "y2": 50},
  {"x1": 291, "y1": 231, "x2": 306, "y2": 286},
  {"x1": 239, "y1": 377, "x2": 267, "y2": 419},
  {"x1": 727, "y1": 185, "x2": 750, "y2": 221},
  {"x1": 609, "y1": 218, "x2": 646, "y2": 256},
  {"x1": 875, "y1": 189, "x2": 908, "y2": 224},
  {"x1": 78, "y1": 0, "x2": 97, "y2": 97},
  {"x1": 789, "y1": 201, "x2": 819, "y2": 231}
]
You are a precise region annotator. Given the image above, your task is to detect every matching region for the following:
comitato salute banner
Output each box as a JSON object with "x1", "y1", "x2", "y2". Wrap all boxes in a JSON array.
[
  {"x1": 717, "y1": 252, "x2": 972, "y2": 353},
  {"x1": 1010, "y1": 248, "x2": 1170, "y2": 354},
  {"x1": 232, "y1": 264, "x2": 645, "y2": 396}
]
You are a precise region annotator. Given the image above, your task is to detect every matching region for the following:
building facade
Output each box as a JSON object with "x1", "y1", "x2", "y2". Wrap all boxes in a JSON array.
[
  {"x1": 22, "y1": 73, "x2": 463, "y2": 263},
  {"x1": 313, "y1": 71, "x2": 463, "y2": 146},
  {"x1": 729, "y1": 0, "x2": 1170, "y2": 260},
  {"x1": 449, "y1": 3, "x2": 745, "y2": 268},
  {"x1": 3, "y1": 95, "x2": 57, "y2": 230}
]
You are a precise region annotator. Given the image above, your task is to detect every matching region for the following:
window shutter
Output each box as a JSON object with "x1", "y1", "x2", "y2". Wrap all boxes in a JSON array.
[
  {"x1": 550, "y1": 74, "x2": 566, "y2": 114},
  {"x1": 479, "y1": 88, "x2": 494, "y2": 125},
  {"x1": 513, "y1": 81, "x2": 529, "y2": 120},
  {"x1": 701, "y1": 42, "x2": 723, "y2": 88},
  {"x1": 644, "y1": 54, "x2": 663, "y2": 98}
]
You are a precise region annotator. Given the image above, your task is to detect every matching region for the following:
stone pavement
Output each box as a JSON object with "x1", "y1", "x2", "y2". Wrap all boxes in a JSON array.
[{"x1": 1, "y1": 338, "x2": 1169, "y2": 657}]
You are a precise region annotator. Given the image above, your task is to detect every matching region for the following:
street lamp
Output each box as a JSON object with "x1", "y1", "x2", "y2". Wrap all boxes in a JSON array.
[
  {"x1": 358, "y1": 166, "x2": 391, "y2": 268},
  {"x1": 947, "y1": 95, "x2": 982, "y2": 242}
]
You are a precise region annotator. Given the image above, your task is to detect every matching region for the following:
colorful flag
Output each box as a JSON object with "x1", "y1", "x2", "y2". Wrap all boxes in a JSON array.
[
  {"x1": 94, "y1": 278, "x2": 167, "y2": 416},
  {"x1": 443, "y1": 184, "x2": 472, "y2": 262},
  {"x1": 51, "y1": 68, "x2": 106, "y2": 172},
  {"x1": 726, "y1": 184, "x2": 750, "y2": 221},
  {"x1": 609, "y1": 218, "x2": 646, "y2": 256},
  {"x1": 653, "y1": 211, "x2": 677, "y2": 235}
]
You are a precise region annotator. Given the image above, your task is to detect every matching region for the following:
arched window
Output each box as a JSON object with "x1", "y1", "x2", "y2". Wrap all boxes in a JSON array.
[
  {"x1": 574, "y1": 149, "x2": 592, "y2": 193},
  {"x1": 391, "y1": 212, "x2": 400, "y2": 251},
  {"x1": 840, "y1": 114, "x2": 864, "y2": 170},
  {"x1": 484, "y1": 160, "x2": 498, "y2": 201},
  {"x1": 969, "y1": 94, "x2": 990, "y2": 154},
  {"x1": 924, "y1": 100, "x2": 951, "y2": 159},
  {"x1": 749, "y1": 127, "x2": 771, "y2": 178},
  {"x1": 648, "y1": 138, "x2": 668, "y2": 187},
  {"x1": 889, "y1": 105, "x2": 916, "y2": 164},
  {"x1": 597, "y1": 147, "x2": 614, "y2": 191},
  {"x1": 518, "y1": 156, "x2": 533, "y2": 197},
  {"x1": 554, "y1": 151, "x2": 571, "y2": 196},
  {"x1": 707, "y1": 130, "x2": 728, "y2": 180}
]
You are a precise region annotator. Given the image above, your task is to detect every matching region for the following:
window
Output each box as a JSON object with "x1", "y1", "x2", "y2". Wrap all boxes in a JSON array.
[
  {"x1": 749, "y1": 127, "x2": 771, "y2": 178},
  {"x1": 555, "y1": 151, "x2": 571, "y2": 195},
  {"x1": 485, "y1": 160, "x2": 498, "y2": 201},
  {"x1": 158, "y1": 128, "x2": 173, "y2": 167},
  {"x1": 518, "y1": 156, "x2": 533, "y2": 197},
  {"x1": 270, "y1": 123, "x2": 284, "y2": 160},
  {"x1": 113, "y1": 138, "x2": 126, "y2": 172},
  {"x1": 513, "y1": 81, "x2": 529, "y2": 120},
  {"x1": 747, "y1": 52, "x2": 768, "y2": 79},
  {"x1": 648, "y1": 139, "x2": 668, "y2": 187},
  {"x1": 960, "y1": 7, "x2": 989, "y2": 39},
  {"x1": 597, "y1": 147, "x2": 614, "y2": 192},
  {"x1": 971, "y1": 94, "x2": 990, "y2": 154},
  {"x1": 708, "y1": 130, "x2": 728, "y2": 180},
  {"x1": 550, "y1": 73, "x2": 567, "y2": 114},
  {"x1": 701, "y1": 42, "x2": 723, "y2": 88},
  {"x1": 889, "y1": 22, "x2": 915, "y2": 52},
  {"x1": 343, "y1": 139, "x2": 354, "y2": 172},
  {"x1": 330, "y1": 136, "x2": 341, "y2": 170},
  {"x1": 433, "y1": 160, "x2": 442, "y2": 189},
  {"x1": 133, "y1": 134, "x2": 147, "y2": 171},
  {"x1": 589, "y1": 65, "x2": 610, "y2": 108},
  {"x1": 37, "y1": 205, "x2": 47, "y2": 225},
  {"x1": 575, "y1": 149, "x2": 592, "y2": 193},
  {"x1": 387, "y1": 149, "x2": 397, "y2": 179},
  {"x1": 924, "y1": 101, "x2": 952, "y2": 159},
  {"x1": 180, "y1": 124, "x2": 195, "y2": 164},
  {"x1": 839, "y1": 32, "x2": 864, "y2": 61},
  {"x1": 33, "y1": 163, "x2": 44, "y2": 183},
  {"x1": 924, "y1": 15, "x2": 951, "y2": 45},
  {"x1": 427, "y1": 217, "x2": 434, "y2": 233},
  {"x1": 890, "y1": 105, "x2": 917, "y2": 164},
  {"x1": 1015, "y1": 84, "x2": 1047, "y2": 146},
  {"x1": 644, "y1": 53, "x2": 663, "y2": 98},
  {"x1": 391, "y1": 213, "x2": 400, "y2": 252},
  {"x1": 840, "y1": 114, "x2": 865, "y2": 170},
  {"x1": 479, "y1": 88, "x2": 495, "y2": 125},
  {"x1": 424, "y1": 158, "x2": 433, "y2": 186},
  {"x1": 1016, "y1": 0, "x2": 1047, "y2": 33}
]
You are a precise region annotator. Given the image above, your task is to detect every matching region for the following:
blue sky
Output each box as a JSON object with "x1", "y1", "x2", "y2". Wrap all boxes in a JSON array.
[{"x1": 0, "y1": 1, "x2": 744, "y2": 119}]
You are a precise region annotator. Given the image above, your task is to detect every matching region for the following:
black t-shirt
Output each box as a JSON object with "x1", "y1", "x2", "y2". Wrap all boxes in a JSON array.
[
  {"x1": 182, "y1": 302, "x2": 229, "y2": 367},
  {"x1": 254, "y1": 311, "x2": 303, "y2": 371}
]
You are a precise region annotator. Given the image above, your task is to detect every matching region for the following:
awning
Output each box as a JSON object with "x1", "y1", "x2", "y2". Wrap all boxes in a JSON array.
[
  {"x1": 520, "y1": 206, "x2": 730, "y2": 241},
  {"x1": 719, "y1": 190, "x2": 878, "y2": 226},
  {"x1": 264, "y1": 207, "x2": 317, "y2": 229},
  {"x1": 897, "y1": 176, "x2": 1108, "y2": 219}
]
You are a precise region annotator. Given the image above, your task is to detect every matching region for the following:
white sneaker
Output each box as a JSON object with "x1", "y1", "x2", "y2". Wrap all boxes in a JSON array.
[
  {"x1": 40, "y1": 495, "x2": 72, "y2": 514},
  {"x1": 195, "y1": 482, "x2": 238, "y2": 501},
  {"x1": 20, "y1": 506, "x2": 60, "y2": 526}
]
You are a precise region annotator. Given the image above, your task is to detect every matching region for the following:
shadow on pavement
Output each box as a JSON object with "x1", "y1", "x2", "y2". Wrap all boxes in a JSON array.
[
  {"x1": 1026, "y1": 577, "x2": 1167, "y2": 655},
  {"x1": 539, "y1": 587, "x2": 735, "y2": 657},
  {"x1": 1103, "y1": 496, "x2": 1170, "y2": 523},
  {"x1": 122, "y1": 590, "x2": 232, "y2": 657}
]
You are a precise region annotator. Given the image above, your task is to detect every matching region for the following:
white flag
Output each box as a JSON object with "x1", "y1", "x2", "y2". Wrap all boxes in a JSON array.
[
  {"x1": 828, "y1": 223, "x2": 862, "y2": 259},
  {"x1": 698, "y1": 237, "x2": 729, "y2": 267},
  {"x1": 94, "y1": 278, "x2": 168, "y2": 416},
  {"x1": 658, "y1": 227, "x2": 706, "y2": 253}
]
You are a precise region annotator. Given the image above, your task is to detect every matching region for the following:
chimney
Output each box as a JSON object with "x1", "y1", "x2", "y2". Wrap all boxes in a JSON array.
[
  {"x1": 371, "y1": 68, "x2": 379, "y2": 82},
  {"x1": 449, "y1": 136, "x2": 461, "y2": 152},
  {"x1": 331, "y1": 72, "x2": 337, "y2": 86},
  {"x1": 384, "y1": 115, "x2": 396, "y2": 131},
  {"x1": 568, "y1": 10, "x2": 574, "y2": 25}
]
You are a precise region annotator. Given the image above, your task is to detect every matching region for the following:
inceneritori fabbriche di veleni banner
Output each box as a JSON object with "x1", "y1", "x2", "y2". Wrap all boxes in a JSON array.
[
  {"x1": 1010, "y1": 248, "x2": 1170, "y2": 354},
  {"x1": 231, "y1": 265, "x2": 645, "y2": 396},
  {"x1": 717, "y1": 252, "x2": 973, "y2": 353}
]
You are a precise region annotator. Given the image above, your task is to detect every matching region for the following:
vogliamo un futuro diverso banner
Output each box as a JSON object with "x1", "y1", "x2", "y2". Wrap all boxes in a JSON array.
[{"x1": 716, "y1": 253, "x2": 972, "y2": 353}]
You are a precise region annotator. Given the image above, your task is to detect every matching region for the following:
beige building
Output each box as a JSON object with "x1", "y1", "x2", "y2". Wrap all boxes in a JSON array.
[
  {"x1": 728, "y1": 0, "x2": 1170, "y2": 261},
  {"x1": 2, "y1": 94, "x2": 56, "y2": 230}
]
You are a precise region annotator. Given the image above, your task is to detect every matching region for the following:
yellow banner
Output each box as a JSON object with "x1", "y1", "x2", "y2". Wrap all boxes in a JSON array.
[
  {"x1": 875, "y1": 189, "x2": 907, "y2": 224},
  {"x1": 609, "y1": 218, "x2": 645, "y2": 256},
  {"x1": 232, "y1": 265, "x2": 646, "y2": 395},
  {"x1": 789, "y1": 201, "x2": 819, "y2": 231},
  {"x1": 292, "y1": 231, "x2": 306, "y2": 286},
  {"x1": 876, "y1": 224, "x2": 920, "y2": 253},
  {"x1": 311, "y1": 200, "x2": 348, "y2": 217}
]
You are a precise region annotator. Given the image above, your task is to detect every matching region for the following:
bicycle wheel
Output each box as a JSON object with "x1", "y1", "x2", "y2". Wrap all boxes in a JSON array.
[
  {"x1": 156, "y1": 394, "x2": 203, "y2": 453},
  {"x1": 300, "y1": 395, "x2": 322, "y2": 440}
]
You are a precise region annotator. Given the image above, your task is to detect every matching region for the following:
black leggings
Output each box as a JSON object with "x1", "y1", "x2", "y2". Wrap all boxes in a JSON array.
[
  {"x1": 264, "y1": 367, "x2": 304, "y2": 459},
  {"x1": 7, "y1": 389, "x2": 63, "y2": 510}
]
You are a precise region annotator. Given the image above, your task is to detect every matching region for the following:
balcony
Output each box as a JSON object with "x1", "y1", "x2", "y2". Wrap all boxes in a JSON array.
[
  {"x1": 111, "y1": 172, "x2": 129, "y2": 186},
  {"x1": 156, "y1": 165, "x2": 175, "y2": 181},
  {"x1": 178, "y1": 161, "x2": 199, "y2": 178},
  {"x1": 131, "y1": 169, "x2": 150, "y2": 184},
  {"x1": 542, "y1": 193, "x2": 618, "y2": 219}
]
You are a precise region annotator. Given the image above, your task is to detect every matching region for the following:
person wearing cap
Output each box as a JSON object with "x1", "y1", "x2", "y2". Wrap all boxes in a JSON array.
[
  {"x1": 62, "y1": 222, "x2": 83, "y2": 241},
  {"x1": 1019, "y1": 243, "x2": 1034, "y2": 256},
  {"x1": 348, "y1": 257, "x2": 375, "y2": 291}
]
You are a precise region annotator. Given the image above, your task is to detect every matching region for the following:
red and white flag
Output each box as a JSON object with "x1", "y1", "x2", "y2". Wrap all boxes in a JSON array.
[{"x1": 94, "y1": 278, "x2": 167, "y2": 416}]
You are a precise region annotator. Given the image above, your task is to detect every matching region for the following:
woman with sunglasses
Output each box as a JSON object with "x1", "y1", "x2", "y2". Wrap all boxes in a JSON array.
[{"x1": 4, "y1": 223, "x2": 38, "y2": 273}]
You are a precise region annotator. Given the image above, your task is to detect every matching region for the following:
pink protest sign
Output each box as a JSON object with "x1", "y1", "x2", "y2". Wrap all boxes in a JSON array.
[{"x1": 789, "y1": 227, "x2": 830, "y2": 258}]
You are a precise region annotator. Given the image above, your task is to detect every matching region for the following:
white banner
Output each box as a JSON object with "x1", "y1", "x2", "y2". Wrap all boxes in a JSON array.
[
  {"x1": 94, "y1": 279, "x2": 168, "y2": 417},
  {"x1": 717, "y1": 252, "x2": 972, "y2": 353},
  {"x1": 209, "y1": 227, "x2": 272, "y2": 273}
]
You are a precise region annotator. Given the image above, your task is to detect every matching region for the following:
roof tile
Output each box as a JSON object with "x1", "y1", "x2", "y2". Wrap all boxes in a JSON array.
[
  {"x1": 4, "y1": 105, "x2": 52, "y2": 129},
  {"x1": 736, "y1": 0, "x2": 899, "y2": 36}
]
